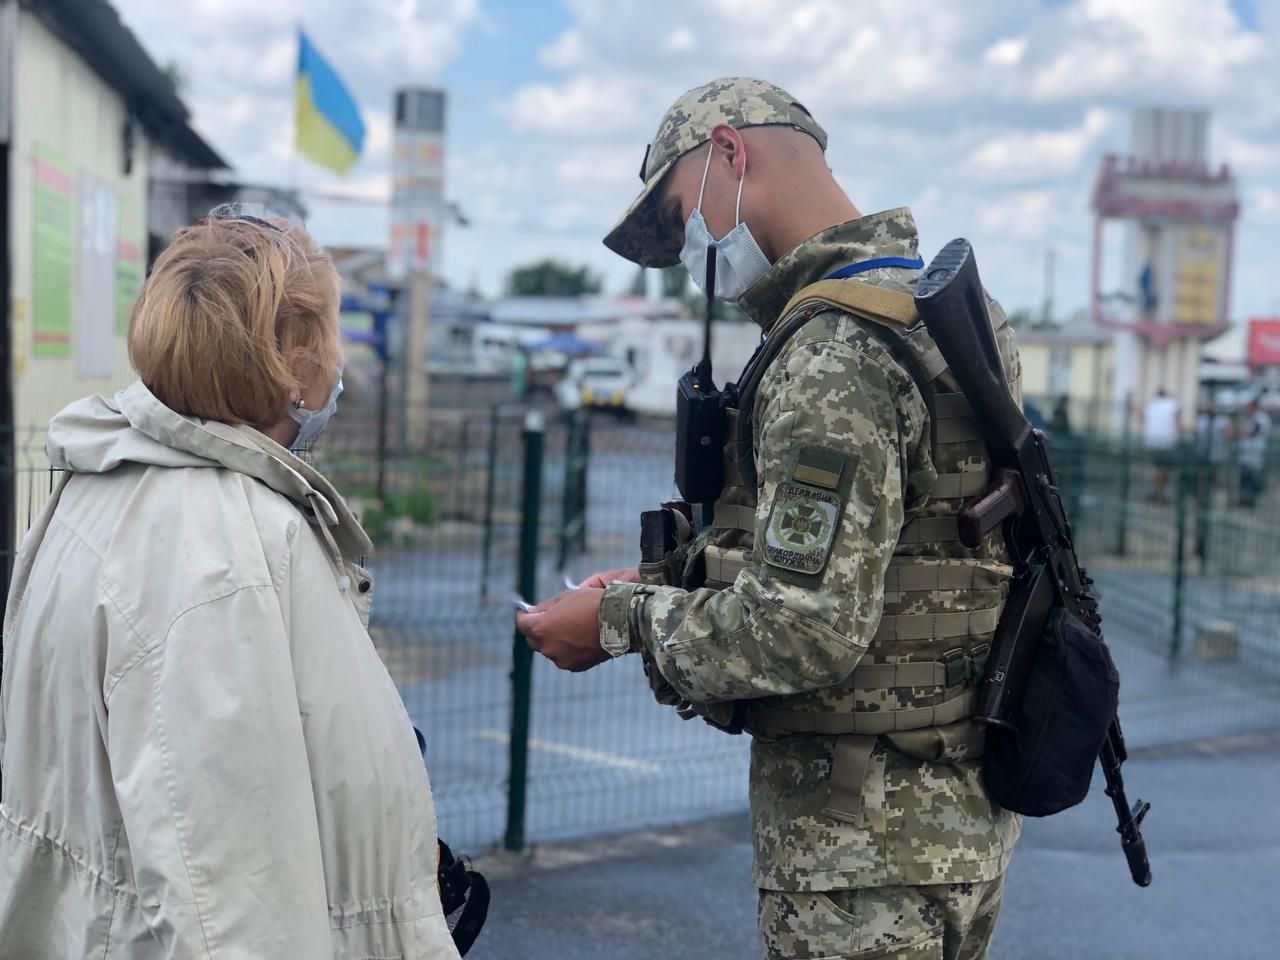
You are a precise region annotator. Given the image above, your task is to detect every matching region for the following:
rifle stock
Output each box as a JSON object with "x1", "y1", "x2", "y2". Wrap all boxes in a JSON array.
[{"x1": 914, "y1": 239, "x2": 1029, "y2": 462}]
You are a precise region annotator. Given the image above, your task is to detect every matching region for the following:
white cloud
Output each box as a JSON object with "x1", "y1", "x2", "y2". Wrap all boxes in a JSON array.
[
  {"x1": 358, "y1": 0, "x2": 480, "y2": 76},
  {"x1": 505, "y1": 76, "x2": 643, "y2": 137},
  {"x1": 1250, "y1": 188, "x2": 1280, "y2": 222},
  {"x1": 237, "y1": 35, "x2": 298, "y2": 90},
  {"x1": 187, "y1": 0, "x2": 301, "y2": 27},
  {"x1": 113, "y1": 0, "x2": 1280, "y2": 318},
  {"x1": 968, "y1": 109, "x2": 1111, "y2": 182},
  {"x1": 978, "y1": 189, "x2": 1056, "y2": 240},
  {"x1": 910, "y1": 186, "x2": 944, "y2": 219},
  {"x1": 663, "y1": 28, "x2": 697, "y2": 54},
  {"x1": 555, "y1": 149, "x2": 639, "y2": 192},
  {"x1": 1216, "y1": 130, "x2": 1280, "y2": 173},
  {"x1": 540, "y1": 30, "x2": 588, "y2": 70},
  {"x1": 363, "y1": 111, "x2": 393, "y2": 164},
  {"x1": 983, "y1": 35, "x2": 1027, "y2": 66},
  {"x1": 1029, "y1": 0, "x2": 1263, "y2": 102},
  {"x1": 543, "y1": 200, "x2": 596, "y2": 231}
]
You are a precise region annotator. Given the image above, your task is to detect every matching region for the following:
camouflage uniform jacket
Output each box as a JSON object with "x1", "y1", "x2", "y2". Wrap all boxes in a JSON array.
[{"x1": 599, "y1": 209, "x2": 1022, "y2": 891}]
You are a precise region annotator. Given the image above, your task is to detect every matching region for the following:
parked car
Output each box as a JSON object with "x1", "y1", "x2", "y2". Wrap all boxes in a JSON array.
[{"x1": 555, "y1": 356, "x2": 634, "y2": 413}]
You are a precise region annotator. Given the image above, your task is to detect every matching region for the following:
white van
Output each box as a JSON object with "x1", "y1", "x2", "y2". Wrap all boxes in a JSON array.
[{"x1": 555, "y1": 356, "x2": 634, "y2": 413}]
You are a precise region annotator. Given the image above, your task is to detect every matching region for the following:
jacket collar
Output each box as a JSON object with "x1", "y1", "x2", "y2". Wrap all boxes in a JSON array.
[
  {"x1": 737, "y1": 207, "x2": 921, "y2": 332},
  {"x1": 49, "y1": 381, "x2": 372, "y2": 561}
]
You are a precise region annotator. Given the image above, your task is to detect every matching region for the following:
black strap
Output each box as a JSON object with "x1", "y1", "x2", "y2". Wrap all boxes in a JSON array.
[
  {"x1": 731, "y1": 300, "x2": 942, "y2": 493},
  {"x1": 730, "y1": 309, "x2": 819, "y2": 491},
  {"x1": 438, "y1": 839, "x2": 491, "y2": 955}
]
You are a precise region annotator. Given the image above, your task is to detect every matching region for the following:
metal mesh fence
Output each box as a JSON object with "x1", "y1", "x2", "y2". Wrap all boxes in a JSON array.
[
  {"x1": 1055, "y1": 433, "x2": 1280, "y2": 747},
  {"x1": 3, "y1": 403, "x2": 1277, "y2": 854},
  {"x1": 311, "y1": 406, "x2": 750, "y2": 851}
]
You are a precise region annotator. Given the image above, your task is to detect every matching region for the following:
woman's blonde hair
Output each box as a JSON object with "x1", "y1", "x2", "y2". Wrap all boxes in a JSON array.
[{"x1": 128, "y1": 214, "x2": 342, "y2": 428}]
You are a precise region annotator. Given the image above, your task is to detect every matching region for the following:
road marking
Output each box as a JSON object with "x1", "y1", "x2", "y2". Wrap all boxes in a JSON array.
[{"x1": 476, "y1": 730, "x2": 660, "y2": 774}]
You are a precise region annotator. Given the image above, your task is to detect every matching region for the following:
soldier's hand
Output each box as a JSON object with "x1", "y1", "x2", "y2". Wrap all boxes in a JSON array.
[
  {"x1": 515, "y1": 588, "x2": 611, "y2": 672},
  {"x1": 577, "y1": 566, "x2": 640, "y2": 589}
]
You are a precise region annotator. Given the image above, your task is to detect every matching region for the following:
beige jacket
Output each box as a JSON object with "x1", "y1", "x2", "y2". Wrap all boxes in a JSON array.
[{"x1": 0, "y1": 382, "x2": 459, "y2": 959}]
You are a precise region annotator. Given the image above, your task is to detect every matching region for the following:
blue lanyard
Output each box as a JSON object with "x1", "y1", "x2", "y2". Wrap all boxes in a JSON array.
[{"x1": 823, "y1": 256, "x2": 924, "y2": 280}]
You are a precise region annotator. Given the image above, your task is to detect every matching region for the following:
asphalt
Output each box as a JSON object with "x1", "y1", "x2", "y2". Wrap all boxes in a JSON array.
[{"x1": 465, "y1": 730, "x2": 1280, "y2": 960}]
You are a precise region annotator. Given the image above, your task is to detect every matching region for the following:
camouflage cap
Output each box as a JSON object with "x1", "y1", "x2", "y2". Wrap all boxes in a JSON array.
[{"x1": 603, "y1": 77, "x2": 828, "y2": 268}]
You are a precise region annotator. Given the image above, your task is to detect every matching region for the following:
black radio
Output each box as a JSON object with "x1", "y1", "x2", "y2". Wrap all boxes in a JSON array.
[{"x1": 675, "y1": 246, "x2": 732, "y2": 521}]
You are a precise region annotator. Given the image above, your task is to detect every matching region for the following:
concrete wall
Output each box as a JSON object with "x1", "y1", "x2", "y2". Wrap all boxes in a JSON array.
[{"x1": 8, "y1": 10, "x2": 149, "y2": 524}]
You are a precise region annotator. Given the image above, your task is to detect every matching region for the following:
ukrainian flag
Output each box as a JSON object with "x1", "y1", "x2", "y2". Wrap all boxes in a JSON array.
[{"x1": 295, "y1": 31, "x2": 365, "y2": 176}]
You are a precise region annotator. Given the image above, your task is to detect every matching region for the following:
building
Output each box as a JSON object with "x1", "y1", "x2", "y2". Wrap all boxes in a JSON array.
[
  {"x1": 1016, "y1": 326, "x2": 1115, "y2": 434},
  {"x1": 489, "y1": 296, "x2": 683, "y2": 332},
  {"x1": 0, "y1": 0, "x2": 229, "y2": 558},
  {"x1": 1091, "y1": 108, "x2": 1240, "y2": 434}
]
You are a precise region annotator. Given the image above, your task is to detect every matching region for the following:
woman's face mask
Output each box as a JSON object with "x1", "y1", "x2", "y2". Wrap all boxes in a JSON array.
[
  {"x1": 678, "y1": 142, "x2": 772, "y2": 302},
  {"x1": 289, "y1": 372, "x2": 343, "y2": 451}
]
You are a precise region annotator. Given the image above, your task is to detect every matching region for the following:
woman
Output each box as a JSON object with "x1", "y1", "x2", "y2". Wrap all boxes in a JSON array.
[{"x1": 0, "y1": 207, "x2": 459, "y2": 958}]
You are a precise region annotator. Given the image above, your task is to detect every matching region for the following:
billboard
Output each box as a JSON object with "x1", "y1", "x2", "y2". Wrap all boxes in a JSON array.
[
  {"x1": 1173, "y1": 228, "x2": 1224, "y2": 326},
  {"x1": 1248, "y1": 318, "x2": 1280, "y2": 368},
  {"x1": 387, "y1": 89, "x2": 446, "y2": 281}
]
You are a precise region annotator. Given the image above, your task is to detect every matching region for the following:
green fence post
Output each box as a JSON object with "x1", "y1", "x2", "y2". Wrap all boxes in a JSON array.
[
  {"x1": 375, "y1": 355, "x2": 390, "y2": 502},
  {"x1": 1059, "y1": 433, "x2": 1083, "y2": 533},
  {"x1": 1116, "y1": 417, "x2": 1132, "y2": 557},
  {"x1": 577, "y1": 411, "x2": 590, "y2": 554},
  {"x1": 1170, "y1": 441, "x2": 1190, "y2": 661},
  {"x1": 479, "y1": 404, "x2": 501, "y2": 599},
  {"x1": 504, "y1": 411, "x2": 543, "y2": 853},
  {"x1": 1194, "y1": 443, "x2": 1211, "y2": 575},
  {"x1": 557, "y1": 409, "x2": 591, "y2": 571}
]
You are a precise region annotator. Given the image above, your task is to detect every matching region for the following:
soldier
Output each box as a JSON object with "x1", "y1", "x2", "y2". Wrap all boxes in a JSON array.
[{"x1": 516, "y1": 77, "x2": 1023, "y2": 960}]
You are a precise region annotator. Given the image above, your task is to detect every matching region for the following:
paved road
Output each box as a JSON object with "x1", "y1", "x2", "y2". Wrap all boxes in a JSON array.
[{"x1": 467, "y1": 731, "x2": 1280, "y2": 960}]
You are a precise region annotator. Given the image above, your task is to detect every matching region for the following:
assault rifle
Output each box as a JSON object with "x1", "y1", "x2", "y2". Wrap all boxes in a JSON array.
[{"x1": 914, "y1": 238, "x2": 1152, "y2": 888}]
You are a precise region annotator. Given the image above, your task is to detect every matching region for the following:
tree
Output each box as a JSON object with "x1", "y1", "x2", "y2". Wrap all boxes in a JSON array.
[
  {"x1": 162, "y1": 61, "x2": 188, "y2": 96},
  {"x1": 627, "y1": 266, "x2": 648, "y2": 298},
  {"x1": 506, "y1": 260, "x2": 602, "y2": 297}
]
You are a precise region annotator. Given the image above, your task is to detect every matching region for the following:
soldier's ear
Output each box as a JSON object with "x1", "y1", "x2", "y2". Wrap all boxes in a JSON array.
[{"x1": 710, "y1": 124, "x2": 746, "y2": 177}]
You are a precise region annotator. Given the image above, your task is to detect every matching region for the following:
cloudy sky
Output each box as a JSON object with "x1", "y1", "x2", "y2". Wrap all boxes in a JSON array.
[{"x1": 114, "y1": 0, "x2": 1280, "y2": 330}]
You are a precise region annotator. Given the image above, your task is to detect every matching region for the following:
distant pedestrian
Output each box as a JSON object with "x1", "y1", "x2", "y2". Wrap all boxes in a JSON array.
[
  {"x1": 1194, "y1": 406, "x2": 1233, "y2": 510},
  {"x1": 511, "y1": 345, "x2": 529, "y2": 397},
  {"x1": 1142, "y1": 389, "x2": 1181, "y2": 503},
  {"x1": 1236, "y1": 400, "x2": 1271, "y2": 508},
  {"x1": 1196, "y1": 406, "x2": 1231, "y2": 467},
  {"x1": 1051, "y1": 395, "x2": 1072, "y2": 436},
  {"x1": 0, "y1": 207, "x2": 460, "y2": 959}
]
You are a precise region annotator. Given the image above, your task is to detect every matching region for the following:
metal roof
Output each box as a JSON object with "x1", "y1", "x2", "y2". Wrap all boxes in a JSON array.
[
  {"x1": 490, "y1": 296, "x2": 685, "y2": 326},
  {"x1": 27, "y1": 0, "x2": 228, "y2": 169}
]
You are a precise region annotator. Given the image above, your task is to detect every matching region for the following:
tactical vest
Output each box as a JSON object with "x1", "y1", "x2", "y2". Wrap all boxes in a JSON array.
[{"x1": 679, "y1": 279, "x2": 1020, "y2": 824}]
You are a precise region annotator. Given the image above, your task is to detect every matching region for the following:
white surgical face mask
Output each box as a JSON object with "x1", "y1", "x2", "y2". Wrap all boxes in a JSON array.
[
  {"x1": 678, "y1": 143, "x2": 772, "y2": 302},
  {"x1": 289, "y1": 373, "x2": 343, "y2": 450}
]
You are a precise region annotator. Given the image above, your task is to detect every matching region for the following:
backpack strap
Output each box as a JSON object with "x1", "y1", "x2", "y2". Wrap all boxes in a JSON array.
[{"x1": 777, "y1": 278, "x2": 919, "y2": 330}]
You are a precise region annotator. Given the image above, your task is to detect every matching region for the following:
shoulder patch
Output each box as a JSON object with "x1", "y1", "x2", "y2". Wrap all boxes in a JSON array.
[{"x1": 763, "y1": 481, "x2": 842, "y2": 576}]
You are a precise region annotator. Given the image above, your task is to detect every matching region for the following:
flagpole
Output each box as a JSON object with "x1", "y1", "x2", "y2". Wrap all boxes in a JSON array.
[{"x1": 290, "y1": 23, "x2": 301, "y2": 214}]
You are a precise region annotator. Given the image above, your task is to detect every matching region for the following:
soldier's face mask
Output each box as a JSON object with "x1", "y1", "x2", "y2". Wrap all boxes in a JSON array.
[{"x1": 679, "y1": 143, "x2": 771, "y2": 302}]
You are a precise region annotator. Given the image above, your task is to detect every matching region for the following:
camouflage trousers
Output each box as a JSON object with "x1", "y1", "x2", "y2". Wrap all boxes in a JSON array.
[{"x1": 758, "y1": 877, "x2": 1004, "y2": 960}]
